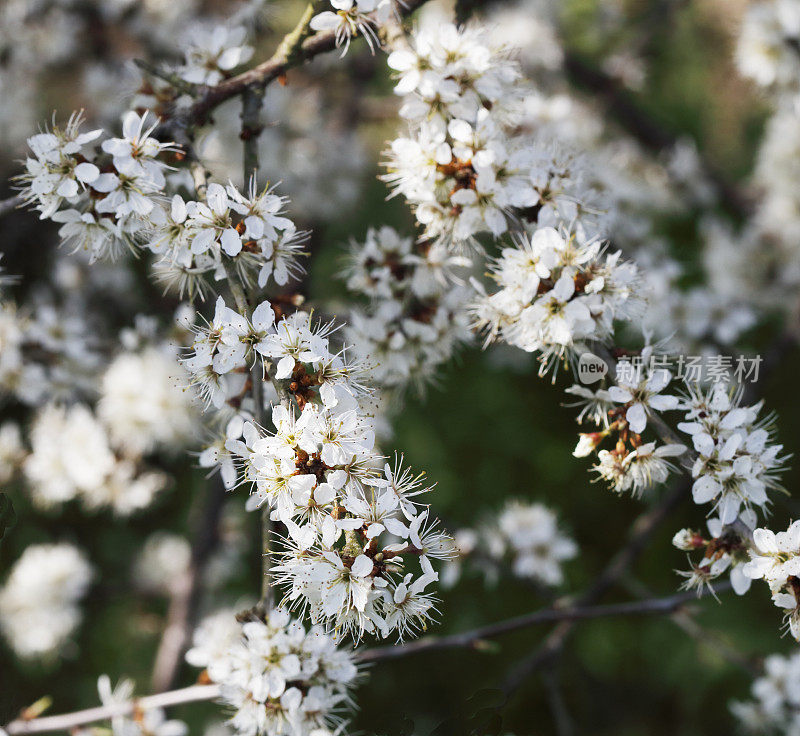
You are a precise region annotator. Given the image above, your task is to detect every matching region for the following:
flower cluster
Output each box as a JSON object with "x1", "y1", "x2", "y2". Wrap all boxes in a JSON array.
[
  {"x1": 731, "y1": 650, "x2": 800, "y2": 734},
  {"x1": 446, "y1": 501, "x2": 577, "y2": 588},
  {"x1": 736, "y1": 0, "x2": 800, "y2": 92},
  {"x1": 672, "y1": 513, "x2": 755, "y2": 598},
  {"x1": 19, "y1": 111, "x2": 306, "y2": 300},
  {"x1": 725, "y1": 1, "x2": 800, "y2": 309},
  {"x1": 182, "y1": 298, "x2": 361, "y2": 411},
  {"x1": 472, "y1": 223, "x2": 640, "y2": 376},
  {"x1": 98, "y1": 345, "x2": 198, "y2": 456},
  {"x1": 23, "y1": 402, "x2": 168, "y2": 515},
  {"x1": 0, "y1": 289, "x2": 101, "y2": 407},
  {"x1": 149, "y1": 183, "x2": 305, "y2": 300},
  {"x1": 565, "y1": 348, "x2": 687, "y2": 497},
  {"x1": 0, "y1": 543, "x2": 93, "y2": 660},
  {"x1": 186, "y1": 608, "x2": 358, "y2": 736},
  {"x1": 176, "y1": 23, "x2": 253, "y2": 86},
  {"x1": 382, "y1": 22, "x2": 554, "y2": 246},
  {"x1": 20, "y1": 110, "x2": 178, "y2": 261},
  {"x1": 133, "y1": 532, "x2": 192, "y2": 595},
  {"x1": 185, "y1": 295, "x2": 453, "y2": 640},
  {"x1": 384, "y1": 114, "x2": 544, "y2": 246},
  {"x1": 97, "y1": 675, "x2": 189, "y2": 736},
  {"x1": 343, "y1": 226, "x2": 472, "y2": 391},
  {"x1": 742, "y1": 520, "x2": 800, "y2": 640},
  {"x1": 1, "y1": 286, "x2": 196, "y2": 515},
  {"x1": 678, "y1": 384, "x2": 785, "y2": 524},
  {"x1": 387, "y1": 23, "x2": 522, "y2": 128}
]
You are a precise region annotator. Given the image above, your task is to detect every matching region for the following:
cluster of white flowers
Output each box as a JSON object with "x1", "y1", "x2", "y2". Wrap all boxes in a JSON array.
[
  {"x1": 133, "y1": 532, "x2": 192, "y2": 595},
  {"x1": 186, "y1": 608, "x2": 358, "y2": 736},
  {"x1": 0, "y1": 543, "x2": 93, "y2": 660},
  {"x1": 382, "y1": 22, "x2": 566, "y2": 246},
  {"x1": 493, "y1": 501, "x2": 577, "y2": 585},
  {"x1": 0, "y1": 292, "x2": 101, "y2": 406},
  {"x1": 149, "y1": 183, "x2": 305, "y2": 300},
  {"x1": 678, "y1": 384, "x2": 785, "y2": 524},
  {"x1": 0, "y1": 273, "x2": 196, "y2": 515},
  {"x1": 183, "y1": 294, "x2": 453, "y2": 640},
  {"x1": 24, "y1": 402, "x2": 168, "y2": 515},
  {"x1": 182, "y1": 298, "x2": 354, "y2": 411},
  {"x1": 731, "y1": 650, "x2": 800, "y2": 734},
  {"x1": 724, "y1": 1, "x2": 800, "y2": 310},
  {"x1": 19, "y1": 110, "x2": 174, "y2": 261},
  {"x1": 741, "y1": 520, "x2": 800, "y2": 640},
  {"x1": 446, "y1": 501, "x2": 577, "y2": 588},
  {"x1": 19, "y1": 110, "x2": 307, "y2": 300},
  {"x1": 635, "y1": 239, "x2": 757, "y2": 353},
  {"x1": 566, "y1": 360, "x2": 686, "y2": 498},
  {"x1": 472, "y1": 223, "x2": 640, "y2": 376},
  {"x1": 343, "y1": 226, "x2": 472, "y2": 390},
  {"x1": 737, "y1": 0, "x2": 800, "y2": 92},
  {"x1": 672, "y1": 514, "x2": 755, "y2": 598},
  {"x1": 99, "y1": 344, "x2": 198, "y2": 456}
]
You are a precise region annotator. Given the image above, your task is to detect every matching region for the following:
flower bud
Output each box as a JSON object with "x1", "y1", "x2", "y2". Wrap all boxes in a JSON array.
[
  {"x1": 573, "y1": 432, "x2": 604, "y2": 458},
  {"x1": 672, "y1": 528, "x2": 704, "y2": 551}
]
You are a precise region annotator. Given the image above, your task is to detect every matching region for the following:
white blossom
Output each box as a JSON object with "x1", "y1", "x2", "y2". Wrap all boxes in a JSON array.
[
  {"x1": 0, "y1": 543, "x2": 93, "y2": 660},
  {"x1": 187, "y1": 609, "x2": 358, "y2": 736}
]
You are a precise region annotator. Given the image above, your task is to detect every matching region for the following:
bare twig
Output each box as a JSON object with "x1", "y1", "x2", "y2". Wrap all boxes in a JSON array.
[
  {"x1": 239, "y1": 81, "x2": 277, "y2": 610},
  {"x1": 498, "y1": 478, "x2": 689, "y2": 694},
  {"x1": 150, "y1": 478, "x2": 228, "y2": 692},
  {"x1": 624, "y1": 578, "x2": 761, "y2": 676},
  {"x1": 177, "y1": 0, "x2": 427, "y2": 128},
  {"x1": 542, "y1": 670, "x2": 575, "y2": 736},
  {"x1": 133, "y1": 60, "x2": 197, "y2": 97},
  {"x1": 241, "y1": 86, "x2": 266, "y2": 188},
  {"x1": 4, "y1": 685, "x2": 221, "y2": 736}
]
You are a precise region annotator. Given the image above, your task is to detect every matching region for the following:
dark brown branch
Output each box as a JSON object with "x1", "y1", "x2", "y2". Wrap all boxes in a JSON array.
[
  {"x1": 498, "y1": 478, "x2": 689, "y2": 693},
  {"x1": 181, "y1": 0, "x2": 427, "y2": 128},
  {"x1": 355, "y1": 583, "x2": 727, "y2": 664}
]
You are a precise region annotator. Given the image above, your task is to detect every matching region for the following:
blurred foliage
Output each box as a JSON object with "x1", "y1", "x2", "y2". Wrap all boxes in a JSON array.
[{"x1": 1, "y1": 0, "x2": 799, "y2": 734}]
